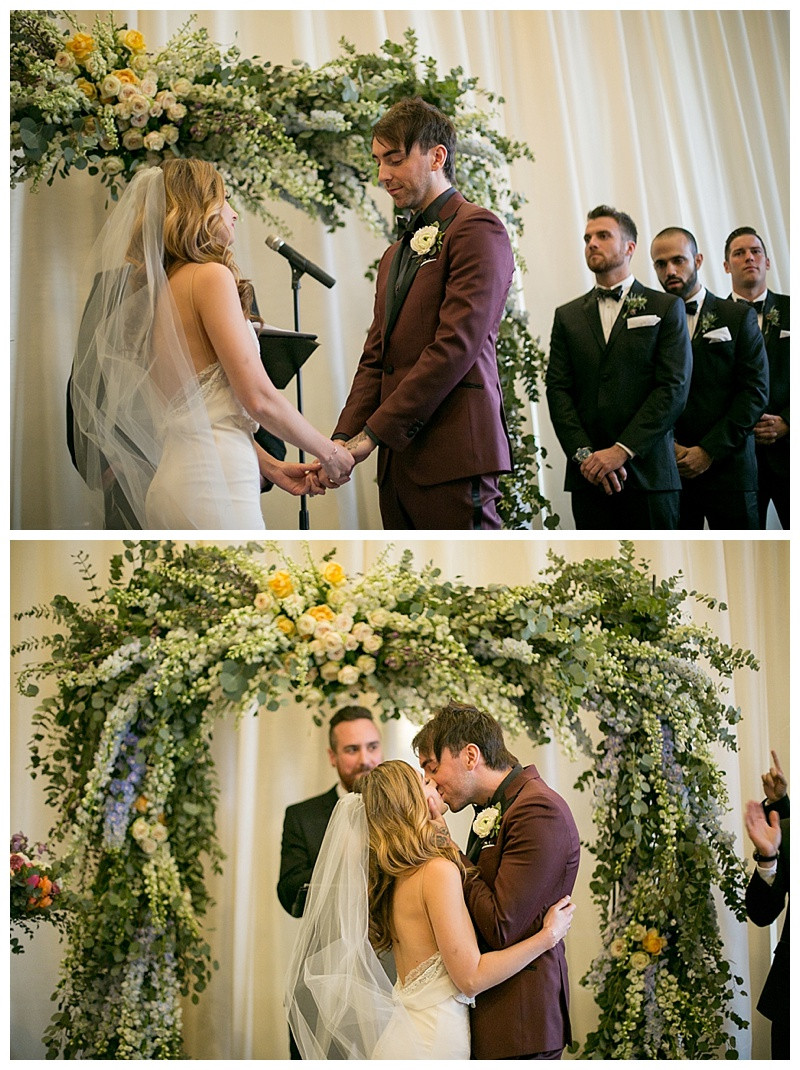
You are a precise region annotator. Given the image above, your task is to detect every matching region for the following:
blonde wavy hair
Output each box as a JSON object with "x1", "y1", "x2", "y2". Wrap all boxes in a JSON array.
[
  {"x1": 355, "y1": 760, "x2": 466, "y2": 954},
  {"x1": 160, "y1": 157, "x2": 256, "y2": 319}
]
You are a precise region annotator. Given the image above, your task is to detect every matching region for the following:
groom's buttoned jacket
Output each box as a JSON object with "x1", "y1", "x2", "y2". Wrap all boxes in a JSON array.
[
  {"x1": 676, "y1": 292, "x2": 768, "y2": 495},
  {"x1": 333, "y1": 191, "x2": 514, "y2": 504},
  {"x1": 277, "y1": 786, "x2": 339, "y2": 917},
  {"x1": 546, "y1": 281, "x2": 692, "y2": 492},
  {"x1": 462, "y1": 765, "x2": 580, "y2": 1059}
]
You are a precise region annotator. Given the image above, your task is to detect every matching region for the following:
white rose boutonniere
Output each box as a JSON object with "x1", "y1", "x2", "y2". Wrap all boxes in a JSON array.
[
  {"x1": 409, "y1": 222, "x2": 443, "y2": 261},
  {"x1": 472, "y1": 803, "x2": 503, "y2": 842}
]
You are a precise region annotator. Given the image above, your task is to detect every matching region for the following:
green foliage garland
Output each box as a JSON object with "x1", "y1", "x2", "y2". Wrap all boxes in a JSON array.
[
  {"x1": 13, "y1": 541, "x2": 755, "y2": 1058},
  {"x1": 11, "y1": 11, "x2": 551, "y2": 528}
]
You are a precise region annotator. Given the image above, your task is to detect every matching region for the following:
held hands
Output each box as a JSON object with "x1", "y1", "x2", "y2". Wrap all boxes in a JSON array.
[
  {"x1": 580, "y1": 446, "x2": 628, "y2": 495},
  {"x1": 260, "y1": 459, "x2": 327, "y2": 497},
  {"x1": 754, "y1": 413, "x2": 789, "y2": 445},
  {"x1": 674, "y1": 442, "x2": 712, "y2": 478},
  {"x1": 314, "y1": 430, "x2": 376, "y2": 490},
  {"x1": 542, "y1": 895, "x2": 576, "y2": 947},
  {"x1": 316, "y1": 442, "x2": 354, "y2": 488}
]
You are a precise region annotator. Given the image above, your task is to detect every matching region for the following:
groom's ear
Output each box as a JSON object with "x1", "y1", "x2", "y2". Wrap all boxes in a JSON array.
[
  {"x1": 428, "y1": 143, "x2": 448, "y2": 173},
  {"x1": 463, "y1": 743, "x2": 481, "y2": 770}
]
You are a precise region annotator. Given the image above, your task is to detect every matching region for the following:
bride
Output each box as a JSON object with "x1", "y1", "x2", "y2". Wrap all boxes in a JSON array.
[
  {"x1": 70, "y1": 159, "x2": 353, "y2": 529},
  {"x1": 285, "y1": 760, "x2": 574, "y2": 1059}
]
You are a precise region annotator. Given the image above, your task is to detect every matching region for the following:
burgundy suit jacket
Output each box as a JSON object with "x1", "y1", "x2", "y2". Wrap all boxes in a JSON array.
[
  {"x1": 462, "y1": 765, "x2": 580, "y2": 1059},
  {"x1": 334, "y1": 191, "x2": 514, "y2": 490}
]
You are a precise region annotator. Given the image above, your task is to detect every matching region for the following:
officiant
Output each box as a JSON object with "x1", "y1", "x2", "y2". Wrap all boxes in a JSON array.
[{"x1": 324, "y1": 97, "x2": 515, "y2": 530}]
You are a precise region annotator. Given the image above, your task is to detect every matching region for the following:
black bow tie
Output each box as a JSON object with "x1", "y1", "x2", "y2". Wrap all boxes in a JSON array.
[
  {"x1": 745, "y1": 299, "x2": 765, "y2": 313},
  {"x1": 685, "y1": 301, "x2": 698, "y2": 315},
  {"x1": 596, "y1": 286, "x2": 623, "y2": 302},
  {"x1": 396, "y1": 214, "x2": 424, "y2": 242}
]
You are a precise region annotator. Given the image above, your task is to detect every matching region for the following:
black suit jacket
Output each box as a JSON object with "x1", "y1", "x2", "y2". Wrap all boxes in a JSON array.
[
  {"x1": 758, "y1": 291, "x2": 790, "y2": 480},
  {"x1": 745, "y1": 796, "x2": 790, "y2": 1023},
  {"x1": 675, "y1": 292, "x2": 768, "y2": 491},
  {"x1": 546, "y1": 280, "x2": 692, "y2": 491},
  {"x1": 277, "y1": 786, "x2": 339, "y2": 916}
]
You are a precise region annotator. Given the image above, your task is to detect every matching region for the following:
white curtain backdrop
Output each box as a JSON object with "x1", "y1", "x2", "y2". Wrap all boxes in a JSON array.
[
  {"x1": 10, "y1": 8, "x2": 789, "y2": 530},
  {"x1": 9, "y1": 538, "x2": 790, "y2": 1058}
]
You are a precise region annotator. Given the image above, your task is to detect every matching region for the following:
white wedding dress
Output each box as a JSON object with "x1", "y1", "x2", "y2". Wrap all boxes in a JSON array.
[
  {"x1": 372, "y1": 952, "x2": 471, "y2": 1059},
  {"x1": 145, "y1": 327, "x2": 265, "y2": 529}
]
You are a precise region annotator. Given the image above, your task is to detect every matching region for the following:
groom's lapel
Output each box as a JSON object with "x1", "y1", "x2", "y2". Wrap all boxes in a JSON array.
[{"x1": 383, "y1": 198, "x2": 460, "y2": 344}]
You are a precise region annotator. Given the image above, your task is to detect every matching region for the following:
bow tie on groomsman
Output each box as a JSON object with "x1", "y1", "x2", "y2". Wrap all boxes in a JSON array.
[
  {"x1": 745, "y1": 299, "x2": 765, "y2": 313},
  {"x1": 684, "y1": 300, "x2": 698, "y2": 315},
  {"x1": 595, "y1": 285, "x2": 624, "y2": 301}
]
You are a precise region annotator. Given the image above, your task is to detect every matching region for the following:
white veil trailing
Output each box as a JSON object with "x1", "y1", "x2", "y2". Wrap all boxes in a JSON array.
[
  {"x1": 284, "y1": 792, "x2": 424, "y2": 1060},
  {"x1": 70, "y1": 166, "x2": 241, "y2": 528}
]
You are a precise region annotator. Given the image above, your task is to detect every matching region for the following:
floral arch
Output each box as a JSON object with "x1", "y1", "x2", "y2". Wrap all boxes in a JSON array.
[{"x1": 13, "y1": 541, "x2": 755, "y2": 1059}]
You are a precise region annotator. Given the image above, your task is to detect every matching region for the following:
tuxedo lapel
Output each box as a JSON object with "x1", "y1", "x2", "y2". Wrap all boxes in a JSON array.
[{"x1": 581, "y1": 290, "x2": 606, "y2": 352}]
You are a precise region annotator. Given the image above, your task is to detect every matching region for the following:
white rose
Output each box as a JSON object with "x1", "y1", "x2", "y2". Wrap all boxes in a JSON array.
[
  {"x1": 114, "y1": 100, "x2": 133, "y2": 120},
  {"x1": 355, "y1": 655, "x2": 376, "y2": 676},
  {"x1": 140, "y1": 837, "x2": 158, "y2": 855},
  {"x1": 143, "y1": 130, "x2": 165, "y2": 152},
  {"x1": 149, "y1": 102, "x2": 164, "y2": 118},
  {"x1": 322, "y1": 630, "x2": 344, "y2": 651},
  {"x1": 362, "y1": 634, "x2": 383, "y2": 653},
  {"x1": 139, "y1": 77, "x2": 158, "y2": 98},
  {"x1": 325, "y1": 644, "x2": 346, "y2": 662},
  {"x1": 131, "y1": 818, "x2": 149, "y2": 841},
  {"x1": 609, "y1": 938, "x2": 628, "y2": 958},
  {"x1": 171, "y1": 77, "x2": 193, "y2": 97},
  {"x1": 472, "y1": 805, "x2": 500, "y2": 839},
  {"x1": 156, "y1": 90, "x2": 177, "y2": 108},
  {"x1": 313, "y1": 619, "x2": 333, "y2": 638},
  {"x1": 130, "y1": 54, "x2": 151, "y2": 74},
  {"x1": 122, "y1": 128, "x2": 145, "y2": 150},
  {"x1": 101, "y1": 74, "x2": 122, "y2": 98},
  {"x1": 100, "y1": 156, "x2": 126, "y2": 175},
  {"x1": 55, "y1": 51, "x2": 75, "y2": 71},
  {"x1": 119, "y1": 83, "x2": 139, "y2": 101},
  {"x1": 130, "y1": 112, "x2": 149, "y2": 128},
  {"x1": 320, "y1": 661, "x2": 341, "y2": 681},
  {"x1": 150, "y1": 823, "x2": 168, "y2": 842},
  {"x1": 409, "y1": 224, "x2": 440, "y2": 257},
  {"x1": 308, "y1": 639, "x2": 326, "y2": 662},
  {"x1": 334, "y1": 613, "x2": 354, "y2": 634},
  {"x1": 351, "y1": 622, "x2": 374, "y2": 642},
  {"x1": 166, "y1": 103, "x2": 187, "y2": 122},
  {"x1": 344, "y1": 632, "x2": 360, "y2": 651},
  {"x1": 296, "y1": 614, "x2": 317, "y2": 638},
  {"x1": 129, "y1": 94, "x2": 150, "y2": 116},
  {"x1": 337, "y1": 664, "x2": 360, "y2": 686},
  {"x1": 367, "y1": 608, "x2": 390, "y2": 628}
]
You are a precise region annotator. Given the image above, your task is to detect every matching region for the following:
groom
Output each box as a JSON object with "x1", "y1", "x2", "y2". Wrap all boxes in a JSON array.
[
  {"x1": 325, "y1": 96, "x2": 514, "y2": 529},
  {"x1": 415, "y1": 702, "x2": 580, "y2": 1059}
]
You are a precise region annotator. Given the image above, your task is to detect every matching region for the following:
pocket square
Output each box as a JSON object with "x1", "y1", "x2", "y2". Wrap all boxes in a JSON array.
[
  {"x1": 780, "y1": 330, "x2": 790, "y2": 339},
  {"x1": 703, "y1": 326, "x2": 732, "y2": 343},
  {"x1": 626, "y1": 315, "x2": 661, "y2": 328}
]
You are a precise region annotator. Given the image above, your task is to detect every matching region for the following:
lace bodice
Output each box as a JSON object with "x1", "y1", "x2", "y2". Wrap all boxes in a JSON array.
[
  {"x1": 195, "y1": 361, "x2": 259, "y2": 433},
  {"x1": 397, "y1": 953, "x2": 473, "y2": 1008}
]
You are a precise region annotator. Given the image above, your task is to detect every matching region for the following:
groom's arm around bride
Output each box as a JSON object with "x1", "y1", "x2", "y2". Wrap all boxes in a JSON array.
[{"x1": 415, "y1": 702, "x2": 580, "y2": 1060}]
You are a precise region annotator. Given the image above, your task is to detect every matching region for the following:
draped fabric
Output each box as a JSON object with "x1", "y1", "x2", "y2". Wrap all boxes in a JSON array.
[
  {"x1": 10, "y1": 9, "x2": 788, "y2": 529},
  {"x1": 9, "y1": 539, "x2": 789, "y2": 1057}
]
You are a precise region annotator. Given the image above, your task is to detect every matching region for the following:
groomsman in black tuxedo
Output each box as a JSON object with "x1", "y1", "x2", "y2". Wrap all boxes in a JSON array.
[
  {"x1": 546, "y1": 206, "x2": 692, "y2": 529},
  {"x1": 724, "y1": 227, "x2": 790, "y2": 528},
  {"x1": 278, "y1": 706, "x2": 382, "y2": 1058},
  {"x1": 650, "y1": 227, "x2": 768, "y2": 529}
]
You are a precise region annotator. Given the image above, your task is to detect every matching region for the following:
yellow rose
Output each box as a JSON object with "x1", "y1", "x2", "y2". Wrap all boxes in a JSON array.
[
  {"x1": 322, "y1": 561, "x2": 346, "y2": 586},
  {"x1": 65, "y1": 33, "x2": 95, "y2": 62},
  {"x1": 267, "y1": 570, "x2": 294, "y2": 598},
  {"x1": 308, "y1": 604, "x2": 336, "y2": 622},
  {"x1": 118, "y1": 29, "x2": 146, "y2": 53},
  {"x1": 113, "y1": 68, "x2": 139, "y2": 85},
  {"x1": 275, "y1": 615, "x2": 295, "y2": 636},
  {"x1": 75, "y1": 78, "x2": 97, "y2": 100},
  {"x1": 641, "y1": 929, "x2": 665, "y2": 954}
]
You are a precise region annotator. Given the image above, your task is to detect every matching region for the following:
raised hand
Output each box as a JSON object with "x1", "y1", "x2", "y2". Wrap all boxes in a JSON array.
[
  {"x1": 744, "y1": 799, "x2": 782, "y2": 860},
  {"x1": 761, "y1": 749, "x2": 788, "y2": 802}
]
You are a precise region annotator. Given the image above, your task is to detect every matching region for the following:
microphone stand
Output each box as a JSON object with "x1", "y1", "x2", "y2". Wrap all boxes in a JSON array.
[{"x1": 290, "y1": 264, "x2": 310, "y2": 530}]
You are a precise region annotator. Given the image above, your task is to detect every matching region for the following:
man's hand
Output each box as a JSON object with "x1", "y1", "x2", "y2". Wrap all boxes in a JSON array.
[
  {"x1": 266, "y1": 460, "x2": 326, "y2": 497},
  {"x1": 675, "y1": 444, "x2": 712, "y2": 479},
  {"x1": 744, "y1": 799, "x2": 782, "y2": 860},
  {"x1": 345, "y1": 430, "x2": 377, "y2": 464},
  {"x1": 762, "y1": 749, "x2": 788, "y2": 803},
  {"x1": 580, "y1": 445, "x2": 628, "y2": 495},
  {"x1": 754, "y1": 413, "x2": 789, "y2": 445}
]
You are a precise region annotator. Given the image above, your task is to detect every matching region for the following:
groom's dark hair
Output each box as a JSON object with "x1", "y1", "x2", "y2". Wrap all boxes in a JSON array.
[
  {"x1": 328, "y1": 705, "x2": 375, "y2": 749},
  {"x1": 373, "y1": 97, "x2": 457, "y2": 183},
  {"x1": 414, "y1": 701, "x2": 517, "y2": 770}
]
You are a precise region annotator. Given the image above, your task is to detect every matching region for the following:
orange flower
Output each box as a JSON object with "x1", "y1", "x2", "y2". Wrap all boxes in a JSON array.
[
  {"x1": 308, "y1": 604, "x2": 335, "y2": 622},
  {"x1": 113, "y1": 68, "x2": 139, "y2": 85},
  {"x1": 75, "y1": 78, "x2": 97, "y2": 100},
  {"x1": 134, "y1": 795, "x2": 149, "y2": 813},
  {"x1": 39, "y1": 876, "x2": 52, "y2": 896},
  {"x1": 65, "y1": 33, "x2": 95, "y2": 62},
  {"x1": 642, "y1": 929, "x2": 666, "y2": 954},
  {"x1": 267, "y1": 570, "x2": 294, "y2": 598}
]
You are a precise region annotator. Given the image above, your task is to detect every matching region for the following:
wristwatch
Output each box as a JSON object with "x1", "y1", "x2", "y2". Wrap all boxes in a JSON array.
[
  {"x1": 573, "y1": 446, "x2": 592, "y2": 464},
  {"x1": 752, "y1": 848, "x2": 778, "y2": 863}
]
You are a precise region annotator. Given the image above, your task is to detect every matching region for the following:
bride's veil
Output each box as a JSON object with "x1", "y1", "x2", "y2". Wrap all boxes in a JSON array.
[
  {"x1": 284, "y1": 792, "x2": 423, "y2": 1059},
  {"x1": 70, "y1": 165, "x2": 239, "y2": 528}
]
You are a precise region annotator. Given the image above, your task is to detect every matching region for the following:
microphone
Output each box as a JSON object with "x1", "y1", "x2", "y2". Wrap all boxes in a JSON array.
[{"x1": 265, "y1": 235, "x2": 336, "y2": 289}]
